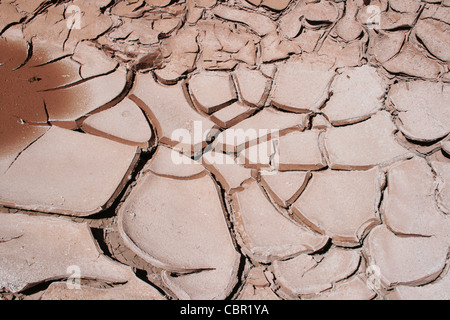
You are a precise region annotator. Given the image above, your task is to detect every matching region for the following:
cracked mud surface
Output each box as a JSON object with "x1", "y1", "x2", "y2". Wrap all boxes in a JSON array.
[{"x1": 0, "y1": 0, "x2": 449, "y2": 300}]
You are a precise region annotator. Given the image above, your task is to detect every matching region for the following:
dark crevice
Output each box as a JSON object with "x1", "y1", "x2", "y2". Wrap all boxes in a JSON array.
[
  {"x1": 18, "y1": 277, "x2": 129, "y2": 299},
  {"x1": 377, "y1": 170, "x2": 388, "y2": 225},
  {"x1": 134, "y1": 269, "x2": 173, "y2": 300},
  {"x1": 384, "y1": 25, "x2": 412, "y2": 32},
  {"x1": 226, "y1": 255, "x2": 247, "y2": 300},
  {"x1": 13, "y1": 41, "x2": 33, "y2": 71},
  {"x1": 39, "y1": 63, "x2": 119, "y2": 93},
  {"x1": 168, "y1": 267, "x2": 216, "y2": 277},
  {"x1": 309, "y1": 238, "x2": 333, "y2": 256},
  {"x1": 18, "y1": 280, "x2": 55, "y2": 297},
  {"x1": 0, "y1": 17, "x2": 26, "y2": 37},
  {"x1": 42, "y1": 100, "x2": 51, "y2": 125},
  {"x1": 442, "y1": 148, "x2": 450, "y2": 159},
  {"x1": 404, "y1": 135, "x2": 446, "y2": 147},
  {"x1": 99, "y1": 0, "x2": 116, "y2": 14},
  {"x1": 30, "y1": 53, "x2": 73, "y2": 68},
  {"x1": 91, "y1": 228, "x2": 113, "y2": 258},
  {"x1": 62, "y1": 17, "x2": 73, "y2": 52},
  {"x1": 415, "y1": 33, "x2": 447, "y2": 63},
  {"x1": 329, "y1": 114, "x2": 375, "y2": 128},
  {"x1": 305, "y1": 19, "x2": 333, "y2": 27},
  {"x1": 86, "y1": 145, "x2": 158, "y2": 221}
]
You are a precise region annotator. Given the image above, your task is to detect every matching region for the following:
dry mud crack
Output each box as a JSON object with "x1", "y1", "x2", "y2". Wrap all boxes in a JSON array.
[{"x1": 0, "y1": 0, "x2": 450, "y2": 300}]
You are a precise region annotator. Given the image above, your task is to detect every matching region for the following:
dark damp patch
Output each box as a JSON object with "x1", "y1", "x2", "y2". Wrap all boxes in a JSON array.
[
  {"x1": 0, "y1": 37, "x2": 77, "y2": 153},
  {"x1": 133, "y1": 48, "x2": 165, "y2": 72}
]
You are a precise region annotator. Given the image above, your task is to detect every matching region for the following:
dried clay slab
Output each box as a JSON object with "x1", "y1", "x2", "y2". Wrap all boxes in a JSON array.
[
  {"x1": 82, "y1": 97, "x2": 153, "y2": 149},
  {"x1": 145, "y1": 145, "x2": 205, "y2": 179},
  {"x1": 292, "y1": 168, "x2": 383, "y2": 247},
  {"x1": 0, "y1": 212, "x2": 136, "y2": 293},
  {"x1": 272, "y1": 247, "x2": 361, "y2": 298},
  {"x1": 214, "y1": 108, "x2": 309, "y2": 154},
  {"x1": 209, "y1": 101, "x2": 258, "y2": 129},
  {"x1": 0, "y1": 2, "x2": 25, "y2": 33},
  {"x1": 72, "y1": 42, "x2": 119, "y2": 79},
  {"x1": 22, "y1": 2, "x2": 113, "y2": 67},
  {"x1": 0, "y1": 126, "x2": 139, "y2": 216},
  {"x1": 383, "y1": 157, "x2": 450, "y2": 237},
  {"x1": 387, "y1": 268, "x2": 450, "y2": 300},
  {"x1": 233, "y1": 65, "x2": 273, "y2": 108},
  {"x1": 382, "y1": 42, "x2": 442, "y2": 80},
  {"x1": 414, "y1": 18, "x2": 450, "y2": 62},
  {"x1": 130, "y1": 73, "x2": 218, "y2": 157},
  {"x1": 237, "y1": 267, "x2": 280, "y2": 300},
  {"x1": 231, "y1": 179, "x2": 329, "y2": 264},
  {"x1": 240, "y1": 130, "x2": 327, "y2": 171},
  {"x1": 41, "y1": 275, "x2": 166, "y2": 300},
  {"x1": 43, "y1": 68, "x2": 129, "y2": 128},
  {"x1": 260, "y1": 171, "x2": 312, "y2": 208},
  {"x1": 0, "y1": 33, "x2": 60, "y2": 171},
  {"x1": 271, "y1": 55, "x2": 336, "y2": 113},
  {"x1": 322, "y1": 65, "x2": 387, "y2": 126},
  {"x1": 364, "y1": 225, "x2": 449, "y2": 289},
  {"x1": 201, "y1": 150, "x2": 253, "y2": 193},
  {"x1": 118, "y1": 171, "x2": 240, "y2": 299},
  {"x1": 324, "y1": 111, "x2": 412, "y2": 170},
  {"x1": 188, "y1": 71, "x2": 238, "y2": 115},
  {"x1": 334, "y1": 0, "x2": 364, "y2": 42}
]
